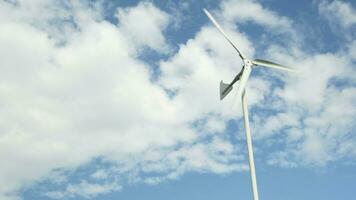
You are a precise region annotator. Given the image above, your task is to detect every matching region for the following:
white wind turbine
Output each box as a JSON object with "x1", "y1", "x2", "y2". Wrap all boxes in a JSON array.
[{"x1": 203, "y1": 9, "x2": 296, "y2": 200}]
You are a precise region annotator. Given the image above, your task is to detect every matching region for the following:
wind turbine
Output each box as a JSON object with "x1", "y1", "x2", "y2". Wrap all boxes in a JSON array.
[{"x1": 203, "y1": 9, "x2": 296, "y2": 200}]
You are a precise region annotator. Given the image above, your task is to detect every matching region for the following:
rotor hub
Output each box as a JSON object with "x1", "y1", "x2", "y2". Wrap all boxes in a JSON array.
[{"x1": 244, "y1": 59, "x2": 253, "y2": 67}]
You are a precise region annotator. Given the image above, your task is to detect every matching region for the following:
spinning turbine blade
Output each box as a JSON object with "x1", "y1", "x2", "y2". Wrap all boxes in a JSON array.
[
  {"x1": 252, "y1": 59, "x2": 296, "y2": 73},
  {"x1": 203, "y1": 9, "x2": 245, "y2": 60},
  {"x1": 235, "y1": 66, "x2": 252, "y2": 100}
]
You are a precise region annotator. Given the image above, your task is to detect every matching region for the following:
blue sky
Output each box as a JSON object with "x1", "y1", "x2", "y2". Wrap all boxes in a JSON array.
[{"x1": 0, "y1": 0, "x2": 355, "y2": 200}]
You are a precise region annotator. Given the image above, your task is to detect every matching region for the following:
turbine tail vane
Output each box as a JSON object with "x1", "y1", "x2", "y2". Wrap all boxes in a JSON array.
[{"x1": 220, "y1": 81, "x2": 233, "y2": 100}]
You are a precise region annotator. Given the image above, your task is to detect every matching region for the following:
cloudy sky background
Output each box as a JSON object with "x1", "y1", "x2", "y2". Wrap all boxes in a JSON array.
[{"x1": 0, "y1": 0, "x2": 355, "y2": 199}]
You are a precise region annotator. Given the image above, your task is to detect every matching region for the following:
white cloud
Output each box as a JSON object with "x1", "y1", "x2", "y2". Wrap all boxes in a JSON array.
[
  {"x1": 116, "y1": 1, "x2": 171, "y2": 52},
  {"x1": 221, "y1": 0, "x2": 293, "y2": 32},
  {"x1": 158, "y1": 24, "x2": 257, "y2": 123},
  {"x1": 44, "y1": 180, "x2": 121, "y2": 199},
  {"x1": 260, "y1": 36, "x2": 356, "y2": 167},
  {"x1": 91, "y1": 169, "x2": 109, "y2": 180},
  {"x1": 319, "y1": 0, "x2": 356, "y2": 28},
  {"x1": 0, "y1": 1, "x2": 245, "y2": 199},
  {"x1": 252, "y1": 112, "x2": 300, "y2": 139}
]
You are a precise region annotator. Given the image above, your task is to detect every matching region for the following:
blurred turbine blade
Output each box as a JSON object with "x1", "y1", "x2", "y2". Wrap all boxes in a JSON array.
[
  {"x1": 252, "y1": 59, "x2": 296, "y2": 73},
  {"x1": 203, "y1": 8, "x2": 245, "y2": 60},
  {"x1": 236, "y1": 66, "x2": 252, "y2": 100}
]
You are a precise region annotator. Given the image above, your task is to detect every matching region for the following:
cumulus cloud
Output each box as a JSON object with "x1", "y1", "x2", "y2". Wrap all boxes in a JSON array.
[
  {"x1": 319, "y1": 0, "x2": 356, "y2": 29},
  {"x1": 318, "y1": 0, "x2": 356, "y2": 41},
  {"x1": 0, "y1": 1, "x2": 245, "y2": 199},
  {"x1": 44, "y1": 180, "x2": 121, "y2": 199},
  {"x1": 220, "y1": 0, "x2": 293, "y2": 33},
  {"x1": 116, "y1": 1, "x2": 171, "y2": 52}
]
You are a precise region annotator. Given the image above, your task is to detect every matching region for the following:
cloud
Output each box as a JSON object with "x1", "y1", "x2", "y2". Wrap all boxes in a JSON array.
[
  {"x1": 318, "y1": 0, "x2": 356, "y2": 41},
  {"x1": 220, "y1": 0, "x2": 293, "y2": 32},
  {"x1": 319, "y1": 0, "x2": 356, "y2": 29},
  {"x1": 0, "y1": 1, "x2": 245, "y2": 199},
  {"x1": 116, "y1": 1, "x2": 171, "y2": 52},
  {"x1": 44, "y1": 180, "x2": 121, "y2": 199}
]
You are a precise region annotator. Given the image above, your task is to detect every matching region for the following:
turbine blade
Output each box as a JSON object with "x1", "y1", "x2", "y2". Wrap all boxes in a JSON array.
[
  {"x1": 203, "y1": 9, "x2": 245, "y2": 60},
  {"x1": 252, "y1": 59, "x2": 296, "y2": 73},
  {"x1": 236, "y1": 66, "x2": 252, "y2": 100}
]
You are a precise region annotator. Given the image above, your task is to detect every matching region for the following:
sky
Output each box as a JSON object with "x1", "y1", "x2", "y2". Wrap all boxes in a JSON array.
[{"x1": 0, "y1": 0, "x2": 355, "y2": 200}]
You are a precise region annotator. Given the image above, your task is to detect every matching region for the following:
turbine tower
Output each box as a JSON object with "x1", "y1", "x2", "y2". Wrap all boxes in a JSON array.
[{"x1": 203, "y1": 9, "x2": 296, "y2": 200}]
